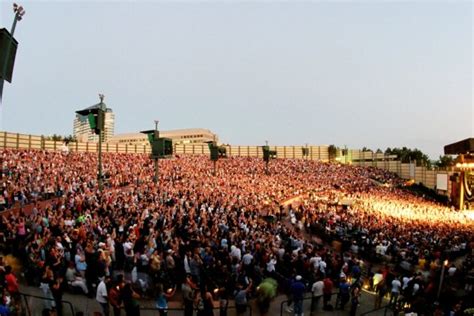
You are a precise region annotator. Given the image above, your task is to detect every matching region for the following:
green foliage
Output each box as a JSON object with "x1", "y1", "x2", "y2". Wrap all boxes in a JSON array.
[
  {"x1": 46, "y1": 134, "x2": 63, "y2": 141},
  {"x1": 328, "y1": 145, "x2": 338, "y2": 161},
  {"x1": 435, "y1": 155, "x2": 454, "y2": 168},
  {"x1": 385, "y1": 147, "x2": 431, "y2": 167},
  {"x1": 63, "y1": 135, "x2": 77, "y2": 143}
]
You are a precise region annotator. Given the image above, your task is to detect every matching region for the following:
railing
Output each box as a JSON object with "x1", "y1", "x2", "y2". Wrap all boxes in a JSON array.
[
  {"x1": 138, "y1": 304, "x2": 252, "y2": 316},
  {"x1": 15, "y1": 290, "x2": 252, "y2": 316},
  {"x1": 279, "y1": 292, "x2": 341, "y2": 316},
  {"x1": 359, "y1": 304, "x2": 395, "y2": 316},
  {"x1": 18, "y1": 292, "x2": 76, "y2": 316}
]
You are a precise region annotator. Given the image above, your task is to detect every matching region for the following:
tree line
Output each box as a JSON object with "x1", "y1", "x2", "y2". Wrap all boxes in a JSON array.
[{"x1": 329, "y1": 145, "x2": 454, "y2": 169}]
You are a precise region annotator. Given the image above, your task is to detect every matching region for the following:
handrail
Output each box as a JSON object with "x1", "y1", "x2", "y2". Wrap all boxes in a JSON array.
[
  {"x1": 279, "y1": 291, "x2": 339, "y2": 316},
  {"x1": 137, "y1": 303, "x2": 252, "y2": 316},
  {"x1": 18, "y1": 291, "x2": 75, "y2": 316},
  {"x1": 359, "y1": 304, "x2": 393, "y2": 316}
]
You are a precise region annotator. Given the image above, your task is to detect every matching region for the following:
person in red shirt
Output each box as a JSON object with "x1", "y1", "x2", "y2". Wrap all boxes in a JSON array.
[
  {"x1": 323, "y1": 276, "x2": 333, "y2": 310},
  {"x1": 5, "y1": 266, "x2": 19, "y2": 295}
]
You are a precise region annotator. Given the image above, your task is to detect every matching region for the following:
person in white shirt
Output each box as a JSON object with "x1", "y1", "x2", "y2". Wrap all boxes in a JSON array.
[
  {"x1": 390, "y1": 277, "x2": 401, "y2": 305},
  {"x1": 309, "y1": 255, "x2": 322, "y2": 272},
  {"x1": 448, "y1": 265, "x2": 457, "y2": 277},
  {"x1": 319, "y1": 260, "x2": 327, "y2": 276},
  {"x1": 373, "y1": 271, "x2": 384, "y2": 290},
  {"x1": 402, "y1": 275, "x2": 411, "y2": 291},
  {"x1": 96, "y1": 276, "x2": 110, "y2": 316},
  {"x1": 311, "y1": 277, "x2": 324, "y2": 312},
  {"x1": 242, "y1": 252, "x2": 253, "y2": 266},
  {"x1": 230, "y1": 245, "x2": 242, "y2": 262},
  {"x1": 266, "y1": 256, "x2": 277, "y2": 274}
]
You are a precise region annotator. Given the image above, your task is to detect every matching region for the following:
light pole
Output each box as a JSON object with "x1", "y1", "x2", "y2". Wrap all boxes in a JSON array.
[
  {"x1": 302, "y1": 143, "x2": 309, "y2": 160},
  {"x1": 262, "y1": 140, "x2": 276, "y2": 175},
  {"x1": 153, "y1": 120, "x2": 159, "y2": 183},
  {"x1": 437, "y1": 259, "x2": 449, "y2": 299},
  {"x1": 76, "y1": 94, "x2": 106, "y2": 192},
  {"x1": 265, "y1": 140, "x2": 269, "y2": 175},
  {"x1": 0, "y1": 3, "x2": 25, "y2": 104},
  {"x1": 208, "y1": 135, "x2": 218, "y2": 176},
  {"x1": 141, "y1": 120, "x2": 172, "y2": 184}
]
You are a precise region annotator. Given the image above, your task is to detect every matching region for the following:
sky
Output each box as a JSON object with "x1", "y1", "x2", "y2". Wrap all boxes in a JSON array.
[{"x1": 0, "y1": 0, "x2": 472, "y2": 159}]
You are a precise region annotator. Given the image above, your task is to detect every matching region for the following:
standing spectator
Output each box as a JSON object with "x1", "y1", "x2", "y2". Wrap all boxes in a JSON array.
[
  {"x1": 350, "y1": 282, "x2": 361, "y2": 316},
  {"x1": 121, "y1": 283, "x2": 140, "y2": 316},
  {"x1": 338, "y1": 278, "x2": 351, "y2": 310},
  {"x1": 51, "y1": 276, "x2": 65, "y2": 316},
  {"x1": 182, "y1": 275, "x2": 197, "y2": 316},
  {"x1": 390, "y1": 276, "x2": 402, "y2": 306},
  {"x1": 155, "y1": 283, "x2": 176, "y2": 316},
  {"x1": 374, "y1": 279, "x2": 388, "y2": 309},
  {"x1": 109, "y1": 276, "x2": 124, "y2": 316},
  {"x1": 311, "y1": 276, "x2": 324, "y2": 313},
  {"x1": 4, "y1": 266, "x2": 18, "y2": 296},
  {"x1": 96, "y1": 276, "x2": 110, "y2": 316},
  {"x1": 40, "y1": 265, "x2": 55, "y2": 311},
  {"x1": 235, "y1": 280, "x2": 252, "y2": 316},
  {"x1": 196, "y1": 287, "x2": 214, "y2": 316},
  {"x1": 290, "y1": 275, "x2": 305, "y2": 316},
  {"x1": 323, "y1": 275, "x2": 334, "y2": 310}
]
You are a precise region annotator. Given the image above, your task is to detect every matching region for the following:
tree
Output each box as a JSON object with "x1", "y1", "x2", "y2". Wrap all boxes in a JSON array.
[
  {"x1": 46, "y1": 134, "x2": 63, "y2": 141},
  {"x1": 435, "y1": 155, "x2": 454, "y2": 168},
  {"x1": 328, "y1": 145, "x2": 338, "y2": 162},
  {"x1": 362, "y1": 147, "x2": 372, "y2": 152},
  {"x1": 376, "y1": 148, "x2": 383, "y2": 154},
  {"x1": 63, "y1": 135, "x2": 77, "y2": 144},
  {"x1": 387, "y1": 147, "x2": 431, "y2": 167}
]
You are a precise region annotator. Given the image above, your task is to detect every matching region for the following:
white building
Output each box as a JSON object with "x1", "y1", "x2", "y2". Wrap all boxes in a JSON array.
[
  {"x1": 109, "y1": 128, "x2": 218, "y2": 145},
  {"x1": 73, "y1": 102, "x2": 115, "y2": 143}
]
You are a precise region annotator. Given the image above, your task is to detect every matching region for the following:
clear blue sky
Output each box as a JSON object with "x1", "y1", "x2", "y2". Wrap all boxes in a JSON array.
[{"x1": 0, "y1": 1, "x2": 472, "y2": 158}]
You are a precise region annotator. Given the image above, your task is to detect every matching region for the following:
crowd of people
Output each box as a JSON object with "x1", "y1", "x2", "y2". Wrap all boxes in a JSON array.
[{"x1": 0, "y1": 149, "x2": 472, "y2": 316}]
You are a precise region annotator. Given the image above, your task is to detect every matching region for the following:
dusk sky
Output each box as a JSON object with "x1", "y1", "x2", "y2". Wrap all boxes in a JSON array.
[{"x1": 0, "y1": 1, "x2": 472, "y2": 158}]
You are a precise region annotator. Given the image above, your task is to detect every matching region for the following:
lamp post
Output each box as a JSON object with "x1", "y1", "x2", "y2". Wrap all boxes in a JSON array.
[
  {"x1": 141, "y1": 120, "x2": 173, "y2": 184},
  {"x1": 153, "y1": 120, "x2": 159, "y2": 183},
  {"x1": 265, "y1": 140, "x2": 269, "y2": 175},
  {"x1": 302, "y1": 143, "x2": 309, "y2": 160},
  {"x1": 262, "y1": 140, "x2": 276, "y2": 175},
  {"x1": 75, "y1": 94, "x2": 106, "y2": 192},
  {"x1": 437, "y1": 259, "x2": 449, "y2": 300},
  {"x1": 0, "y1": 3, "x2": 25, "y2": 104}
]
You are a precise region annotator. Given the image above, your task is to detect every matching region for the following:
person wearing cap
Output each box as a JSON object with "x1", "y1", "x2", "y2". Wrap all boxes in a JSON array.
[{"x1": 290, "y1": 275, "x2": 305, "y2": 316}]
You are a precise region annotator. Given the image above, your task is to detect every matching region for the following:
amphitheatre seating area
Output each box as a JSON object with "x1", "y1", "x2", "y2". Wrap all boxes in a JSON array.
[{"x1": 0, "y1": 149, "x2": 472, "y2": 315}]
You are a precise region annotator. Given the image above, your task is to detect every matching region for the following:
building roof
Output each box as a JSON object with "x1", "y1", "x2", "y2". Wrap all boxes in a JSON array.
[
  {"x1": 444, "y1": 138, "x2": 474, "y2": 155},
  {"x1": 81, "y1": 102, "x2": 113, "y2": 113},
  {"x1": 112, "y1": 128, "x2": 214, "y2": 139}
]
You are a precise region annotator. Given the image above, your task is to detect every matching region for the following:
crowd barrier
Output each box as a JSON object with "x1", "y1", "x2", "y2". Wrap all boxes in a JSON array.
[
  {"x1": 279, "y1": 290, "x2": 385, "y2": 316},
  {"x1": 18, "y1": 292, "x2": 75, "y2": 316},
  {"x1": 15, "y1": 291, "x2": 253, "y2": 316}
]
